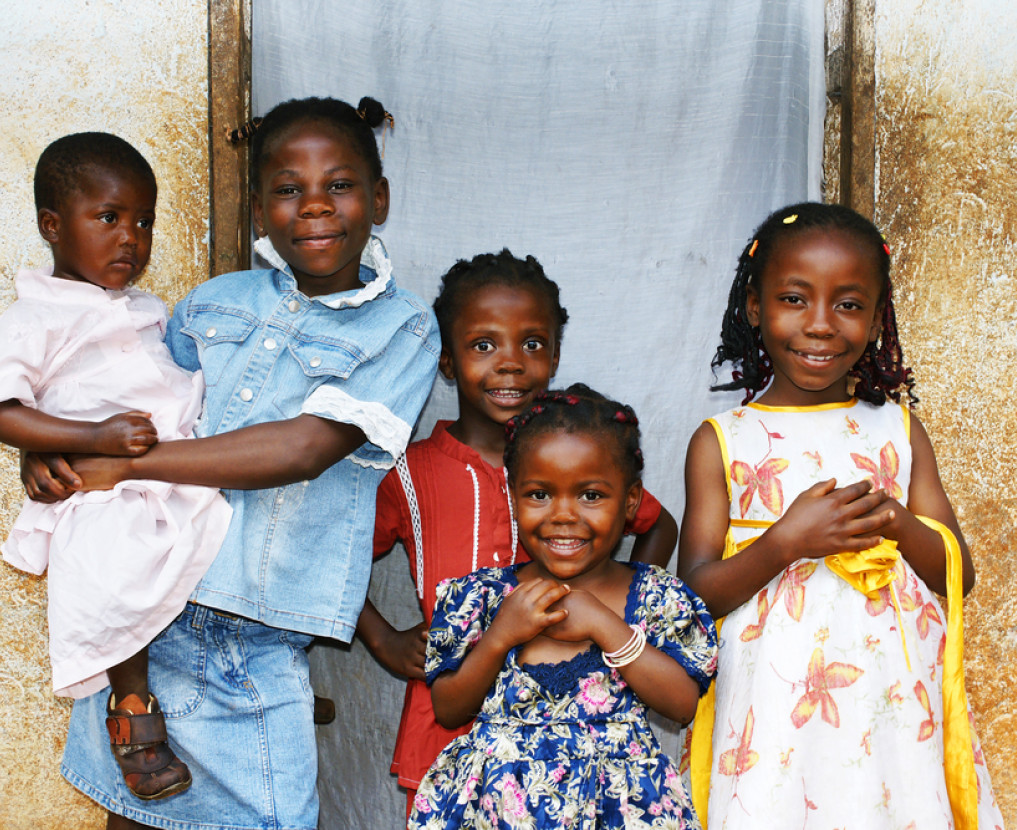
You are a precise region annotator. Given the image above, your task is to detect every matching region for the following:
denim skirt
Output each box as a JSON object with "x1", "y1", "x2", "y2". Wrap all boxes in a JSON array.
[{"x1": 61, "y1": 603, "x2": 318, "y2": 830}]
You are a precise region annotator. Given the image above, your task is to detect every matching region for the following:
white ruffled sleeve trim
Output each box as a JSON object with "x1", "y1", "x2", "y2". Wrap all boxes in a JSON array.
[{"x1": 301, "y1": 385, "x2": 411, "y2": 469}]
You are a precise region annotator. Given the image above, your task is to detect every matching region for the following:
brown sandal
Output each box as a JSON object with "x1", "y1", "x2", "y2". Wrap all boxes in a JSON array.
[{"x1": 106, "y1": 693, "x2": 192, "y2": 800}]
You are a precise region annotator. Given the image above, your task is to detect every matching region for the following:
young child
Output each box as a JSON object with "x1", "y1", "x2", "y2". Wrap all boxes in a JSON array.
[
  {"x1": 28, "y1": 97, "x2": 439, "y2": 830},
  {"x1": 408, "y1": 385, "x2": 717, "y2": 829},
  {"x1": 358, "y1": 252, "x2": 679, "y2": 814},
  {"x1": 678, "y1": 202, "x2": 1004, "y2": 828},
  {"x1": 0, "y1": 132, "x2": 232, "y2": 800}
]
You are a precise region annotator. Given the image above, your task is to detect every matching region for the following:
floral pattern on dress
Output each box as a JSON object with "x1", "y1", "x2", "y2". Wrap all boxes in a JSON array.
[
  {"x1": 410, "y1": 563, "x2": 717, "y2": 829},
  {"x1": 700, "y1": 401, "x2": 1005, "y2": 829}
]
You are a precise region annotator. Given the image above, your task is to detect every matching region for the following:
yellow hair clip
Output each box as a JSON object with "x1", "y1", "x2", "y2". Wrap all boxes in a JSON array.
[
  {"x1": 748, "y1": 239, "x2": 759, "y2": 258},
  {"x1": 783, "y1": 214, "x2": 798, "y2": 224}
]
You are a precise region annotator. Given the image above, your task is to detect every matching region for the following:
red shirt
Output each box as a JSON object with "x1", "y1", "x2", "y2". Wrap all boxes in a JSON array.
[{"x1": 373, "y1": 420, "x2": 662, "y2": 788}]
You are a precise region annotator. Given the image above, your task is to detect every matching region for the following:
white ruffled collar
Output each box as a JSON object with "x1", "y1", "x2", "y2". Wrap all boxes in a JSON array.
[{"x1": 252, "y1": 235, "x2": 393, "y2": 309}]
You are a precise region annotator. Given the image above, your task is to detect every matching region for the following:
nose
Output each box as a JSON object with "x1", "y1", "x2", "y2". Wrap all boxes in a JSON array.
[
  {"x1": 549, "y1": 497, "x2": 578, "y2": 524},
  {"x1": 118, "y1": 221, "x2": 139, "y2": 248},
  {"x1": 495, "y1": 344, "x2": 524, "y2": 374},
  {"x1": 298, "y1": 188, "x2": 334, "y2": 217},
  {"x1": 804, "y1": 304, "x2": 835, "y2": 337}
]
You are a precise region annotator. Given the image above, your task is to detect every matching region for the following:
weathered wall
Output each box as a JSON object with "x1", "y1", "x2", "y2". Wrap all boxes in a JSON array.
[
  {"x1": 0, "y1": 2, "x2": 210, "y2": 826},
  {"x1": 875, "y1": 0, "x2": 1017, "y2": 823}
]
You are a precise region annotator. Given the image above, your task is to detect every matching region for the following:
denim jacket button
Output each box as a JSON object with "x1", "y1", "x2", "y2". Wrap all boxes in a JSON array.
[
  {"x1": 206, "y1": 327, "x2": 217, "y2": 338},
  {"x1": 239, "y1": 388, "x2": 254, "y2": 402},
  {"x1": 264, "y1": 338, "x2": 278, "y2": 351},
  {"x1": 288, "y1": 299, "x2": 300, "y2": 313},
  {"x1": 309, "y1": 357, "x2": 322, "y2": 368}
]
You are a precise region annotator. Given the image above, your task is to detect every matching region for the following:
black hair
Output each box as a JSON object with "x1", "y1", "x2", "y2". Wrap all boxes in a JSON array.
[
  {"x1": 504, "y1": 383, "x2": 644, "y2": 487},
  {"x1": 34, "y1": 132, "x2": 156, "y2": 213},
  {"x1": 711, "y1": 201, "x2": 916, "y2": 407},
  {"x1": 250, "y1": 96, "x2": 389, "y2": 191},
  {"x1": 432, "y1": 249, "x2": 569, "y2": 348}
]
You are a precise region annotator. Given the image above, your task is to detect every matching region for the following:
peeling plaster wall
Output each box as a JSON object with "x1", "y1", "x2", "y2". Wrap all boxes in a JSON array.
[
  {"x1": 875, "y1": 0, "x2": 1017, "y2": 823},
  {"x1": 0, "y1": 3, "x2": 209, "y2": 826}
]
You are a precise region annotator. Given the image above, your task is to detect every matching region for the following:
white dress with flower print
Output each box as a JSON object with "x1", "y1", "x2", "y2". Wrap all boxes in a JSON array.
[
  {"x1": 409, "y1": 562, "x2": 718, "y2": 830},
  {"x1": 703, "y1": 400, "x2": 1003, "y2": 829}
]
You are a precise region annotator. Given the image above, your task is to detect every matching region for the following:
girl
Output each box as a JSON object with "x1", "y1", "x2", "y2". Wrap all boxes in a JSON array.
[
  {"x1": 408, "y1": 386, "x2": 717, "y2": 829},
  {"x1": 359, "y1": 252, "x2": 679, "y2": 814},
  {"x1": 0, "y1": 132, "x2": 232, "y2": 800},
  {"x1": 678, "y1": 202, "x2": 1003, "y2": 828},
  {"x1": 28, "y1": 97, "x2": 439, "y2": 830}
]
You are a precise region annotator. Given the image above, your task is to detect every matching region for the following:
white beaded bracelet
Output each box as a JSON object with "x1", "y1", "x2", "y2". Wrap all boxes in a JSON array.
[{"x1": 602, "y1": 625, "x2": 646, "y2": 668}]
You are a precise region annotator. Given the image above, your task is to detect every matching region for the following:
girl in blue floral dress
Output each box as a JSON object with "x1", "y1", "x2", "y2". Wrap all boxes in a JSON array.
[{"x1": 409, "y1": 386, "x2": 717, "y2": 829}]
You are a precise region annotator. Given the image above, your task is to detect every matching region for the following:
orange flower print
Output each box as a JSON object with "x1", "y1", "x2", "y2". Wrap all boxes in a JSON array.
[
  {"x1": 887, "y1": 681, "x2": 904, "y2": 706},
  {"x1": 915, "y1": 681, "x2": 936, "y2": 741},
  {"x1": 860, "y1": 729, "x2": 872, "y2": 756},
  {"x1": 802, "y1": 450, "x2": 823, "y2": 470},
  {"x1": 718, "y1": 707, "x2": 760, "y2": 778},
  {"x1": 773, "y1": 560, "x2": 818, "y2": 621},
  {"x1": 845, "y1": 416, "x2": 860, "y2": 435},
  {"x1": 864, "y1": 635, "x2": 881, "y2": 651},
  {"x1": 732, "y1": 409, "x2": 747, "y2": 419},
  {"x1": 851, "y1": 442, "x2": 903, "y2": 499},
  {"x1": 740, "y1": 590, "x2": 771, "y2": 642},
  {"x1": 882, "y1": 783, "x2": 892, "y2": 808},
  {"x1": 779, "y1": 748, "x2": 794, "y2": 768},
  {"x1": 731, "y1": 457, "x2": 789, "y2": 517},
  {"x1": 915, "y1": 599, "x2": 943, "y2": 640},
  {"x1": 791, "y1": 648, "x2": 864, "y2": 729}
]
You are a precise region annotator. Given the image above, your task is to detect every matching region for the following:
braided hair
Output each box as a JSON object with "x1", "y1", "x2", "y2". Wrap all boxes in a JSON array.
[
  {"x1": 504, "y1": 384, "x2": 644, "y2": 487},
  {"x1": 432, "y1": 249, "x2": 569, "y2": 349},
  {"x1": 250, "y1": 96, "x2": 391, "y2": 191},
  {"x1": 711, "y1": 201, "x2": 916, "y2": 407}
]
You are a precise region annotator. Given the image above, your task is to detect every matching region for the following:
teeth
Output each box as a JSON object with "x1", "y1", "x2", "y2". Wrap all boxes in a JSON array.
[
  {"x1": 489, "y1": 389, "x2": 525, "y2": 397},
  {"x1": 797, "y1": 353, "x2": 835, "y2": 362},
  {"x1": 546, "y1": 538, "x2": 585, "y2": 551}
]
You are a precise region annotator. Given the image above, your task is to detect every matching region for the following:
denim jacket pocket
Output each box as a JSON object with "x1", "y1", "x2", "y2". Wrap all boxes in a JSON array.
[
  {"x1": 286, "y1": 340, "x2": 361, "y2": 380},
  {"x1": 180, "y1": 315, "x2": 258, "y2": 387}
]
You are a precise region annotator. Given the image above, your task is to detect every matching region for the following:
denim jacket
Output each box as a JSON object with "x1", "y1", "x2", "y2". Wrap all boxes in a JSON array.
[{"x1": 166, "y1": 237, "x2": 439, "y2": 639}]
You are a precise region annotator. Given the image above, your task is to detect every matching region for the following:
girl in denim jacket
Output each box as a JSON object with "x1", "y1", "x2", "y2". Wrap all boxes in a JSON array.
[{"x1": 29, "y1": 96, "x2": 440, "y2": 830}]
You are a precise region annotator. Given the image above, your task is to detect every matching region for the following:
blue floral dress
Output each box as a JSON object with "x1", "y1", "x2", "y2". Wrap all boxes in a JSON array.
[{"x1": 409, "y1": 562, "x2": 718, "y2": 830}]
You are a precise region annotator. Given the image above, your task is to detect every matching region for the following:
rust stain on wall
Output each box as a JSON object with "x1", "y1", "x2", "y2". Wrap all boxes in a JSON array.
[
  {"x1": 0, "y1": 3, "x2": 210, "y2": 827},
  {"x1": 876, "y1": 5, "x2": 1017, "y2": 823}
]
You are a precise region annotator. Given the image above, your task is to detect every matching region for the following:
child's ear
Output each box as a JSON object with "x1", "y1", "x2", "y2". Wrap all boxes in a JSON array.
[
  {"x1": 438, "y1": 347, "x2": 456, "y2": 381},
  {"x1": 550, "y1": 340, "x2": 561, "y2": 379},
  {"x1": 745, "y1": 284, "x2": 760, "y2": 327},
  {"x1": 251, "y1": 192, "x2": 265, "y2": 238},
  {"x1": 38, "y1": 209, "x2": 60, "y2": 244},
  {"x1": 372, "y1": 177, "x2": 390, "y2": 226},
  {"x1": 625, "y1": 480, "x2": 643, "y2": 524}
]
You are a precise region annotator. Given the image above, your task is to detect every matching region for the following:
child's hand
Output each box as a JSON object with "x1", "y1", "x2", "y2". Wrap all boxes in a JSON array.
[
  {"x1": 772, "y1": 478, "x2": 894, "y2": 560},
  {"x1": 21, "y1": 451, "x2": 80, "y2": 503},
  {"x1": 66, "y1": 454, "x2": 131, "y2": 492},
  {"x1": 487, "y1": 579, "x2": 570, "y2": 651},
  {"x1": 93, "y1": 412, "x2": 158, "y2": 456},
  {"x1": 542, "y1": 589, "x2": 611, "y2": 643},
  {"x1": 374, "y1": 621, "x2": 428, "y2": 681}
]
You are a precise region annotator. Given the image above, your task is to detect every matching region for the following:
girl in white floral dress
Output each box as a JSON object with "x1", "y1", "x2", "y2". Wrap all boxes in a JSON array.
[
  {"x1": 410, "y1": 386, "x2": 718, "y2": 829},
  {"x1": 679, "y1": 202, "x2": 1003, "y2": 829}
]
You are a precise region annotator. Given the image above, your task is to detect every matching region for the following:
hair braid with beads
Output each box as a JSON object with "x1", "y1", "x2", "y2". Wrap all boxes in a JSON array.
[
  {"x1": 503, "y1": 384, "x2": 644, "y2": 486},
  {"x1": 711, "y1": 201, "x2": 917, "y2": 407}
]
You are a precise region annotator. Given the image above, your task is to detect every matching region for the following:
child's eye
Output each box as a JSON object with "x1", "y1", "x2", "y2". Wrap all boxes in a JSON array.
[
  {"x1": 522, "y1": 339, "x2": 544, "y2": 352},
  {"x1": 526, "y1": 490, "x2": 549, "y2": 502},
  {"x1": 837, "y1": 300, "x2": 862, "y2": 311},
  {"x1": 98, "y1": 212, "x2": 117, "y2": 224},
  {"x1": 138, "y1": 217, "x2": 154, "y2": 230},
  {"x1": 579, "y1": 491, "x2": 603, "y2": 503},
  {"x1": 778, "y1": 295, "x2": 804, "y2": 306},
  {"x1": 274, "y1": 185, "x2": 299, "y2": 197},
  {"x1": 473, "y1": 341, "x2": 495, "y2": 353},
  {"x1": 328, "y1": 181, "x2": 353, "y2": 193}
]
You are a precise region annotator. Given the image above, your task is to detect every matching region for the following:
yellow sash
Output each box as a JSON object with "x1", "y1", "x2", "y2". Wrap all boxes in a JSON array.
[{"x1": 689, "y1": 517, "x2": 977, "y2": 829}]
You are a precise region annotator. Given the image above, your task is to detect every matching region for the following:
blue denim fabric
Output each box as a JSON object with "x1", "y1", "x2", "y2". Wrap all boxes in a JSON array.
[
  {"x1": 165, "y1": 241, "x2": 439, "y2": 639},
  {"x1": 62, "y1": 604, "x2": 319, "y2": 830}
]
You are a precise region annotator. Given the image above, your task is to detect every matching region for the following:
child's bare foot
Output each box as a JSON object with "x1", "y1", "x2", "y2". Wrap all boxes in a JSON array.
[{"x1": 106, "y1": 693, "x2": 192, "y2": 800}]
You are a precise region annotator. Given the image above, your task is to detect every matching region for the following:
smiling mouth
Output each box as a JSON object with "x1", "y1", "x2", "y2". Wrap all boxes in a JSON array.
[
  {"x1": 486, "y1": 388, "x2": 528, "y2": 403},
  {"x1": 543, "y1": 537, "x2": 587, "y2": 555},
  {"x1": 793, "y1": 350, "x2": 841, "y2": 364}
]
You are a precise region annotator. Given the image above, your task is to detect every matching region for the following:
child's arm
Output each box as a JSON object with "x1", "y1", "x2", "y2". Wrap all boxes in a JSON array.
[
  {"x1": 548, "y1": 589, "x2": 701, "y2": 723},
  {"x1": 63, "y1": 414, "x2": 365, "y2": 490},
  {"x1": 629, "y1": 505, "x2": 678, "y2": 569},
  {"x1": 431, "y1": 579, "x2": 569, "y2": 728},
  {"x1": 859, "y1": 415, "x2": 974, "y2": 595},
  {"x1": 0, "y1": 400, "x2": 157, "y2": 456},
  {"x1": 677, "y1": 422, "x2": 895, "y2": 618},
  {"x1": 356, "y1": 599, "x2": 427, "y2": 680}
]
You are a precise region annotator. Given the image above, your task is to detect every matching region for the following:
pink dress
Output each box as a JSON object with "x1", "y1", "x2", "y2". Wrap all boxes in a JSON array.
[{"x1": 0, "y1": 269, "x2": 232, "y2": 698}]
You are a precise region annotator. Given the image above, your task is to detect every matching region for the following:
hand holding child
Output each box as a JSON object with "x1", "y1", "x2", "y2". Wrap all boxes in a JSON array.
[
  {"x1": 487, "y1": 579, "x2": 570, "y2": 652},
  {"x1": 375, "y1": 621, "x2": 428, "y2": 681}
]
